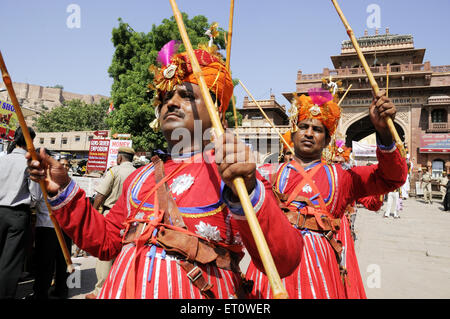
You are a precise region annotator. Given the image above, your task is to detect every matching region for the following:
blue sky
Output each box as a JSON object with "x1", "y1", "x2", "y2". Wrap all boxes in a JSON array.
[{"x1": 2, "y1": 0, "x2": 450, "y2": 108}]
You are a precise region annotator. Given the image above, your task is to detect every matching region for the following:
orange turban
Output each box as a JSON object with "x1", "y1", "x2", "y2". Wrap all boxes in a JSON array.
[
  {"x1": 322, "y1": 140, "x2": 352, "y2": 164},
  {"x1": 291, "y1": 88, "x2": 341, "y2": 136},
  {"x1": 281, "y1": 130, "x2": 294, "y2": 152},
  {"x1": 149, "y1": 44, "x2": 233, "y2": 115}
]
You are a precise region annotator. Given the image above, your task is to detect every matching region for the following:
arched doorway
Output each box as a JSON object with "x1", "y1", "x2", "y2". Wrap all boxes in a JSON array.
[
  {"x1": 344, "y1": 116, "x2": 405, "y2": 147},
  {"x1": 263, "y1": 152, "x2": 280, "y2": 164}
]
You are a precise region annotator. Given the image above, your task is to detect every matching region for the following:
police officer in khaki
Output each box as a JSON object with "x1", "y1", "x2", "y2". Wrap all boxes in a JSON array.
[
  {"x1": 421, "y1": 167, "x2": 433, "y2": 204},
  {"x1": 85, "y1": 146, "x2": 136, "y2": 299}
]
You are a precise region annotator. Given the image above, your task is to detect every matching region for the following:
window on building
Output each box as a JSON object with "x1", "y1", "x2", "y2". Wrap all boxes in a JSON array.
[
  {"x1": 88, "y1": 136, "x2": 94, "y2": 141},
  {"x1": 50, "y1": 138, "x2": 55, "y2": 144},
  {"x1": 431, "y1": 109, "x2": 447, "y2": 123},
  {"x1": 62, "y1": 138, "x2": 68, "y2": 145},
  {"x1": 432, "y1": 160, "x2": 445, "y2": 178},
  {"x1": 75, "y1": 136, "x2": 80, "y2": 142},
  {"x1": 39, "y1": 138, "x2": 44, "y2": 144}
]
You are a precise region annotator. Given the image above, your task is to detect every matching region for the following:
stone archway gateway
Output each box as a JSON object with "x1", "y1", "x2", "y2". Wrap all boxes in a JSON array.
[{"x1": 343, "y1": 115, "x2": 405, "y2": 147}]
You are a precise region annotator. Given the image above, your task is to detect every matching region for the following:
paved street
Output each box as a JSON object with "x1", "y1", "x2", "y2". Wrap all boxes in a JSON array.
[
  {"x1": 355, "y1": 196, "x2": 450, "y2": 299},
  {"x1": 50, "y1": 196, "x2": 450, "y2": 299}
]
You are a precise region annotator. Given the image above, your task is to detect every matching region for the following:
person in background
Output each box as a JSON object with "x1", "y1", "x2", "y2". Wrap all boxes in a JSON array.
[
  {"x1": 0, "y1": 127, "x2": 36, "y2": 298},
  {"x1": 441, "y1": 172, "x2": 450, "y2": 211},
  {"x1": 400, "y1": 155, "x2": 411, "y2": 200},
  {"x1": 280, "y1": 131, "x2": 294, "y2": 163},
  {"x1": 421, "y1": 167, "x2": 432, "y2": 204},
  {"x1": 438, "y1": 171, "x2": 448, "y2": 203},
  {"x1": 384, "y1": 189, "x2": 401, "y2": 219},
  {"x1": 31, "y1": 154, "x2": 73, "y2": 299}
]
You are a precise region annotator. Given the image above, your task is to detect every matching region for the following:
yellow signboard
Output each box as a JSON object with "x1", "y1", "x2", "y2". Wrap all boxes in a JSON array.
[{"x1": 0, "y1": 99, "x2": 19, "y2": 141}]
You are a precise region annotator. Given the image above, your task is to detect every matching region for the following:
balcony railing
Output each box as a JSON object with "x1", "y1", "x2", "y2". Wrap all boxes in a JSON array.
[
  {"x1": 298, "y1": 63, "x2": 449, "y2": 82},
  {"x1": 427, "y1": 122, "x2": 448, "y2": 133},
  {"x1": 431, "y1": 65, "x2": 450, "y2": 73}
]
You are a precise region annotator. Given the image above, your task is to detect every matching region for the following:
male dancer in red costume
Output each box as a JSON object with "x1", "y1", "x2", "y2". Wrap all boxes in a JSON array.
[
  {"x1": 27, "y1": 44, "x2": 302, "y2": 299},
  {"x1": 246, "y1": 88, "x2": 407, "y2": 299}
]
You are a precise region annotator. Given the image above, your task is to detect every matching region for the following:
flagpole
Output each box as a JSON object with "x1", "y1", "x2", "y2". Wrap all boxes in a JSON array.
[{"x1": 168, "y1": 0, "x2": 288, "y2": 299}]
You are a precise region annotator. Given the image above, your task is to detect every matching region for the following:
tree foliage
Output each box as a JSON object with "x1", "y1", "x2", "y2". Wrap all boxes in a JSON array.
[
  {"x1": 106, "y1": 14, "x2": 240, "y2": 152},
  {"x1": 35, "y1": 99, "x2": 110, "y2": 132}
]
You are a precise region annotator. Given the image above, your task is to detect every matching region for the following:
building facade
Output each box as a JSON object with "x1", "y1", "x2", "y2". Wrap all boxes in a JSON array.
[
  {"x1": 34, "y1": 130, "x2": 111, "y2": 159},
  {"x1": 236, "y1": 94, "x2": 290, "y2": 164},
  {"x1": 0, "y1": 82, "x2": 109, "y2": 154},
  {"x1": 283, "y1": 29, "x2": 450, "y2": 193}
]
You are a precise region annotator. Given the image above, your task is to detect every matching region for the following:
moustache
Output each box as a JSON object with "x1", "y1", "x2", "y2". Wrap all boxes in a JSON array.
[{"x1": 163, "y1": 110, "x2": 185, "y2": 120}]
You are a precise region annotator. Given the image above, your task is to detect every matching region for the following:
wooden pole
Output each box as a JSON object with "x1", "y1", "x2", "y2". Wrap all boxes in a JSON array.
[
  {"x1": 331, "y1": 0, "x2": 406, "y2": 157},
  {"x1": 239, "y1": 80, "x2": 294, "y2": 155},
  {"x1": 225, "y1": 0, "x2": 235, "y2": 72},
  {"x1": 0, "y1": 51, "x2": 74, "y2": 273},
  {"x1": 226, "y1": 0, "x2": 240, "y2": 137},
  {"x1": 168, "y1": 0, "x2": 288, "y2": 299},
  {"x1": 386, "y1": 64, "x2": 390, "y2": 98},
  {"x1": 338, "y1": 84, "x2": 352, "y2": 107}
]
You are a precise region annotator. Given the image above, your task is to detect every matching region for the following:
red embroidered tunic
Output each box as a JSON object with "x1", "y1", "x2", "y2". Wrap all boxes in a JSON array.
[
  {"x1": 247, "y1": 145, "x2": 407, "y2": 299},
  {"x1": 49, "y1": 151, "x2": 302, "y2": 299},
  {"x1": 337, "y1": 214, "x2": 366, "y2": 298},
  {"x1": 335, "y1": 194, "x2": 383, "y2": 298}
]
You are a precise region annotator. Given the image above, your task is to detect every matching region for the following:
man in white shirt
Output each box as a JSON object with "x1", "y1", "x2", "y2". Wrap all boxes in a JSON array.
[{"x1": 0, "y1": 127, "x2": 36, "y2": 298}]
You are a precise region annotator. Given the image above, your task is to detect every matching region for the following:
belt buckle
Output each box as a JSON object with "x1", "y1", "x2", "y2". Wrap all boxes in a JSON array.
[
  {"x1": 324, "y1": 230, "x2": 333, "y2": 241},
  {"x1": 187, "y1": 266, "x2": 203, "y2": 282}
]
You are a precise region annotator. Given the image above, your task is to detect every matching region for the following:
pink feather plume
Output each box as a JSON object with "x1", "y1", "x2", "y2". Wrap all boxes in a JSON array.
[
  {"x1": 336, "y1": 140, "x2": 345, "y2": 148},
  {"x1": 308, "y1": 88, "x2": 333, "y2": 106},
  {"x1": 157, "y1": 40, "x2": 179, "y2": 67}
]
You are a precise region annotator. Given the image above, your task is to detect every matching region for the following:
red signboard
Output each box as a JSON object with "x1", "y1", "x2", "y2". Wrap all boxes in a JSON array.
[
  {"x1": 419, "y1": 133, "x2": 450, "y2": 153},
  {"x1": 93, "y1": 130, "x2": 109, "y2": 137},
  {"x1": 86, "y1": 139, "x2": 110, "y2": 171}
]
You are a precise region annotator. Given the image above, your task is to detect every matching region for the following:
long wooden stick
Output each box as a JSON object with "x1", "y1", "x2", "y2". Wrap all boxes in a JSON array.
[
  {"x1": 0, "y1": 51, "x2": 74, "y2": 273},
  {"x1": 386, "y1": 64, "x2": 390, "y2": 98},
  {"x1": 168, "y1": 0, "x2": 288, "y2": 299},
  {"x1": 338, "y1": 84, "x2": 352, "y2": 107},
  {"x1": 225, "y1": 0, "x2": 234, "y2": 72},
  {"x1": 239, "y1": 80, "x2": 294, "y2": 155},
  {"x1": 226, "y1": 0, "x2": 240, "y2": 136},
  {"x1": 331, "y1": 0, "x2": 406, "y2": 157}
]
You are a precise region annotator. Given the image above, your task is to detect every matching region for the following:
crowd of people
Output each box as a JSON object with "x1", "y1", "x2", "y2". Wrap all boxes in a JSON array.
[{"x1": 0, "y1": 40, "x2": 446, "y2": 300}]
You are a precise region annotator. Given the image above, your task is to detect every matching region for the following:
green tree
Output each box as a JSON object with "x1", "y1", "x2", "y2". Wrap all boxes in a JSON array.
[
  {"x1": 106, "y1": 14, "x2": 240, "y2": 152},
  {"x1": 35, "y1": 99, "x2": 110, "y2": 132}
]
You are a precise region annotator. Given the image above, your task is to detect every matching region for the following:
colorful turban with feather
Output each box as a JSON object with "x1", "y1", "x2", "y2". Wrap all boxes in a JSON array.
[
  {"x1": 289, "y1": 88, "x2": 341, "y2": 136},
  {"x1": 149, "y1": 41, "x2": 233, "y2": 115}
]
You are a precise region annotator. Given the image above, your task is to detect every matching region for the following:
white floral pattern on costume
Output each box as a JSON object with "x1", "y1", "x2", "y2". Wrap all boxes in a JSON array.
[
  {"x1": 302, "y1": 184, "x2": 313, "y2": 194},
  {"x1": 195, "y1": 221, "x2": 221, "y2": 242},
  {"x1": 170, "y1": 174, "x2": 195, "y2": 196}
]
